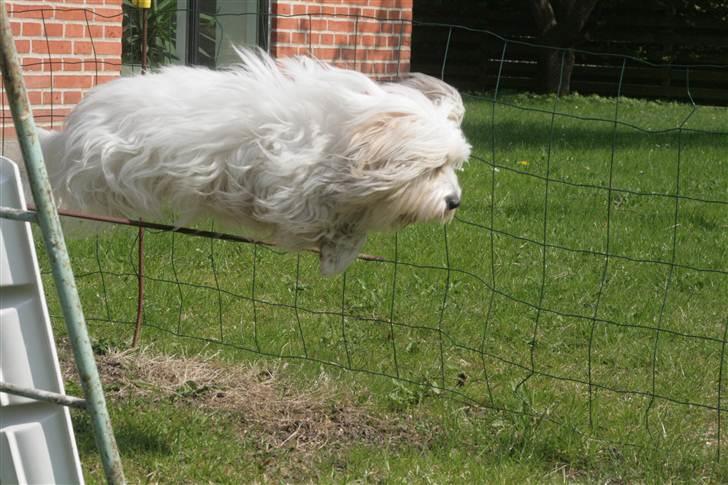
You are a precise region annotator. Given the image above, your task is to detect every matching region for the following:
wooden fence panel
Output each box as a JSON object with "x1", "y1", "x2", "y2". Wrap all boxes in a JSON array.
[{"x1": 412, "y1": 0, "x2": 728, "y2": 105}]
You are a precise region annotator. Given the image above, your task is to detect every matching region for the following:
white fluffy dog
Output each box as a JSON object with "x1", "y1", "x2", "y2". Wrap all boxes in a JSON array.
[{"x1": 40, "y1": 49, "x2": 471, "y2": 275}]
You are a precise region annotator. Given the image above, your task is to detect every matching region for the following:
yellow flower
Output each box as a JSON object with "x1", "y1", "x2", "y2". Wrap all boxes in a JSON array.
[{"x1": 517, "y1": 160, "x2": 529, "y2": 167}]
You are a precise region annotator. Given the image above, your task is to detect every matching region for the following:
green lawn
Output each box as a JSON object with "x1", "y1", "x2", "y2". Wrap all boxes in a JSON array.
[{"x1": 43, "y1": 92, "x2": 728, "y2": 483}]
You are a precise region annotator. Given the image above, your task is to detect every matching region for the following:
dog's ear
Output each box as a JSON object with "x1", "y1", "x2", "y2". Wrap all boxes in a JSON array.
[
  {"x1": 398, "y1": 73, "x2": 465, "y2": 126},
  {"x1": 348, "y1": 112, "x2": 422, "y2": 174},
  {"x1": 345, "y1": 110, "x2": 458, "y2": 181},
  {"x1": 319, "y1": 231, "x2": 367, "y2": 276}
]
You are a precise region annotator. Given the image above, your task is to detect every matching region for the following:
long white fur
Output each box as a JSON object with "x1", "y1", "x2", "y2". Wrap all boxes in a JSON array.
[{"x1": 40, "y1": 49, "x2": 471, "y2": 275}]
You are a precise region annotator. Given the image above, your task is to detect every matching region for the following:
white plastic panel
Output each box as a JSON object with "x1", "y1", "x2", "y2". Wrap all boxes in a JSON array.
[
  {"x1": 0, "y1": 157, "x2": 84, "y2": 484},
  {"x1": 0, "y1": 209, "x2": 35, "y2": 287},
  {"x1": 1, "y1": 300, "x2": 61, "y2": 407}
]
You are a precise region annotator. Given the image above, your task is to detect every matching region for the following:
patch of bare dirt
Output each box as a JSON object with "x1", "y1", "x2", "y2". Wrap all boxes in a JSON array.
[{"x1": 59, "y1": 343, "x2": 435, "y2": 457}]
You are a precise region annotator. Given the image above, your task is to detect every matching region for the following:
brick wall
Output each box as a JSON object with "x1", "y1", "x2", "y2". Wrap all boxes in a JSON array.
[
  {"x1": 271, "y1": 0, "x2": 413, "y2": 79},
  {"x1": 1, "y1": 0, "x2": 411, "y2": 145},
  {"x1": 1, "y1": 0, "x2": 123, "y2": 141}
]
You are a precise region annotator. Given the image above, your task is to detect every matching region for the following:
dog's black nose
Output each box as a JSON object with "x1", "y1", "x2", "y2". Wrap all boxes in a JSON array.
[{"x1": 445, "y1": 195, "x2": 461, "y2": 210}]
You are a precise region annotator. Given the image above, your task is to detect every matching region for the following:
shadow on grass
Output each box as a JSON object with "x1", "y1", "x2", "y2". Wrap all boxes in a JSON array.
[
  {"x1": 463, "y1": 118, "x2": 726, "y2": 152},
  {"x1": 72, "y1": 409, "x2": 173, "y2": 456}
]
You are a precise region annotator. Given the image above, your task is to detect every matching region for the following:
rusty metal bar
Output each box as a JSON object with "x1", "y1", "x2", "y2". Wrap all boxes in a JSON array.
[
  {"x1": 131, "y1": 224, "x2": 145, "y2": 347},
  {"x1": 28, "y1": 205, "x2": 386, "y2": 262}
]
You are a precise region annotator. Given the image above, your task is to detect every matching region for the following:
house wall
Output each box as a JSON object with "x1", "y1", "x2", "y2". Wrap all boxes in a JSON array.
[
  {"x1": 2, "y1": 0, "x2": 123, "y2": 141},
  {"x1": 271, "y1": 0, "x2": 412, "y2": 79}
]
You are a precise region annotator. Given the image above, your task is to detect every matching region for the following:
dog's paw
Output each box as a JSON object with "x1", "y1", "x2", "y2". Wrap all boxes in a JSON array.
[{"x1": 319, "y1": 233, "x2": 367, "y2": 276}]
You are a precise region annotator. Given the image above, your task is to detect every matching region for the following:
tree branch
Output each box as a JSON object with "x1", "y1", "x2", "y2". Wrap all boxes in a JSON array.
[{"x1": 529, "y1": 0, "x2": 557, "y2": 36}]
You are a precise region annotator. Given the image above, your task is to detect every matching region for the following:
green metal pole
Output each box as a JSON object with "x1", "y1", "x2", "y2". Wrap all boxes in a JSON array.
[
  {"x1": 0, "y1": 380, "x2": 87, "y2": 409},
  {"x1": 0, "y1": 2, "x2": 126, "y2": 484}
]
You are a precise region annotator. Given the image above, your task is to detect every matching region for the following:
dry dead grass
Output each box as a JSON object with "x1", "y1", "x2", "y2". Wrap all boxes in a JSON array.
[{"x1": 60, "y1": 343, "x2": 434, "y2": 460}]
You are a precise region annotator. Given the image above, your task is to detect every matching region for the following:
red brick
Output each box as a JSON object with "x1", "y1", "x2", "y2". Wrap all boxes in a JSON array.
[
  {"x1": 328, "y1": 19, "x2": 356, "y2": 32},
  {"x1": 274, "y1": 3, "x2": 291, "y2": 15},
  {"x1": 393, "y1": 34, "x2": 410, "y2": 47},
  {"x1": 10, "y1": 21, "x2": 21, "y2": 36},
  {"x1": 9, "y1": 8, "x2": 44, "y2": 19},
  {"x1": 310, "y1": 18, "x2": 328, "y2": 31},
  {"x1": 32, "y1": 40, "x2": 73, "y2": 55},
  {"x1": 83, "y1": 59, "x2": 104, "y2": 71},
  {"x1": 94, "y1": 75, "x2": 119, "y2": 85},
  {"x1": 310, "y1": 5, "x2": 337, "y2": 16},
  {"x1": 384, "y1": 9, "x2": 402, "y2": 20},
  {"x1": 334, "y1": 33, "x2": 351, "y2": 44},
  {"x1": 21, "y1": 21, "x2": 42, "y2": 36},
  {"x1": 54, "y1": 75, "x2": 94, "y2": 89},
  {"x1": 87, "y1": 25, "x2": 105, "y2": 38},
  {"x1": 43, "y1": 91, "x2": 63, "y2": 105},
  {"x1": 27, "y1": 91, "x2": 43, "y2": 105},
  {"x1": 275, "y1": 17, "x2": 302, "y2": 31},
  {"x1": 74, "y1": 40, "x2": 94, "y2": 55},
  {"x1": 362, "y1": 49, "x2": 396, "y2": 61},
  {"x1": 44, "y1": 23, "x2": 65, "y2": 38},
  {"x1": 292, "y1": 4, "x2": 307, "y2": 15},
  {"x1": 64, "y1": 23, "x2": 87, "y2": 38},
  {"x1": 358, "y1": 34, "x2": 377, "y2": 47},
  {"x1": 32, "y1": 107, "x2": 71, "y2": 121},
  {"x1": 63, "y1": 91, "x2": 83, "y2": 105},
  {"x1": 62, "y1": 59, "x2": 84, "y2": 71},
  {"x1": 275, "y1": 46, "x2": 303, "y2": 58},
  {"x1": 272, "y1": 31, "x2": 290, "y2": 44},
  {"x1": 86, "y1": 60, "x2": 121, "y2": 72},
  {"x1": 22, "y1": 75, "x2": 51, "y2": 89},
  {"x1": 101, "y1": 62, "x2": 122, "y2": 73},
  {"x1": 104, "y1": 25, "x2": 122, "y2": 39},
  {"x1": 93, "y1": 41, "x2": 122, "y2": 56},
  {"x1": 14, "y1": 39, "x2": 30, "y2": 53},
  {"x1": 47, "y1": 58, "x2": 67, "y2": 72},
  {"x1": 53, "y1": 9, "x2": 88, "y2": 21},
  {"x1": 90, "y1": 8, "x2": 123, "y2": 19},
  {"x1": 290, "y1": 32, "x2": 308, "y2": 44},
  {"x1": 22, "y1": 58, "x2": 46, "y2": 71},
  {"x1": 314, "y1": 47, "x2": 353, "y2": 60}
]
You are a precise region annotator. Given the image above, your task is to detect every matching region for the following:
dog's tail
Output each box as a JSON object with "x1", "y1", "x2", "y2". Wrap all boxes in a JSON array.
[
  {"x1": 34, "y1": 127, "x2": 68, "y2": 202},
  {"x1": 36, "y1": 127, "x2": 59, "y2": 162},
  {"x1": 11, "y1": 127, "x2": 59, "y2": 209},
  {"x1": 35, "y1": 127, "x2": 68, "y2": 182}
]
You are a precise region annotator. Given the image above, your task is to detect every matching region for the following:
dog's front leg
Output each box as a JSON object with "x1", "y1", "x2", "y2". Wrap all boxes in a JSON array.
[{"x1": 319, "y1": 230, "x2": 367, "y2": 276}]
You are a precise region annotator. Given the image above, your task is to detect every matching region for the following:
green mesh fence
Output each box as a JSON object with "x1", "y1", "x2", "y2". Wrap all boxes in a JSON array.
[{"x1": 2, "y1": 6, "x2": 727, "y2": 468}]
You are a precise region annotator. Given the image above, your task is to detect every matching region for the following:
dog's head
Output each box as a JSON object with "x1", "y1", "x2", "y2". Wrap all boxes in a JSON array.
[{"x1": 336, "y1": 74, "x2": 470, "y2": 231}]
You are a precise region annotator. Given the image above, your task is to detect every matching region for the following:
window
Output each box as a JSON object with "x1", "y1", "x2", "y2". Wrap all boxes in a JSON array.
[
  {"x1": 176, "y1": 0, "x2": 269, "y2": 68},
  {"x1": 122, "y1": 0, "x2": 268, "y2": 73}
]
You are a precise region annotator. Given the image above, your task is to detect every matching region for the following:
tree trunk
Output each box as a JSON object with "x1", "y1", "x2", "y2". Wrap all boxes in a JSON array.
[
  {"x1": 538, "y1": 46, "x2": 575, "y2": 95},
  {"x1": 529, "y1": 0, "x2": 600, "y2": 95}
]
